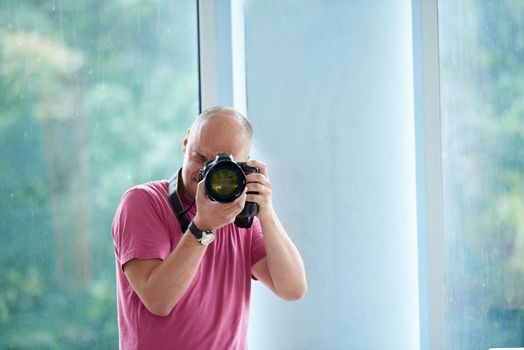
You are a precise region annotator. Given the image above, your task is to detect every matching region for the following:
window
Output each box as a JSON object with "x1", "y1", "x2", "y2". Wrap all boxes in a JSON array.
[
  {"x1": 0, "y1": 1, "x2": 199, "y2": 347},
  {"x1": 439, "y1": 0, "x2": 524, "y2": 348}
]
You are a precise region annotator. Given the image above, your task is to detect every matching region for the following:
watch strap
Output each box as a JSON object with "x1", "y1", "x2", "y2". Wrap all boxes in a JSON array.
[{"x1": 188, "y1": 220, "x2": 204, "y2": 240}]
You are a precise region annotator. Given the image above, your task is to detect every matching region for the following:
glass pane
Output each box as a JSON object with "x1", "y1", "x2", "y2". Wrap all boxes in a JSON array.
[
  {"x1": 0, "y1": 1, "x2": 198, "y2": 348},
  {"x1": 439, "y1": 0, "x2": 524, "y2": 348}
]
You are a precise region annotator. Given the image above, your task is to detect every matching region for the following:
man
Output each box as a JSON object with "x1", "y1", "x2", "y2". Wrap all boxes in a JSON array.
[{"x1": 112, "y1": 106, "x2": 307, "y2": 349}]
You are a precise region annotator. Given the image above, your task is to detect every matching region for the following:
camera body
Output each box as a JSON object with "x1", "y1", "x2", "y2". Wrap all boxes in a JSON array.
[{"x1": 198, "y1": 153, "x2": 259, "y2": 219}]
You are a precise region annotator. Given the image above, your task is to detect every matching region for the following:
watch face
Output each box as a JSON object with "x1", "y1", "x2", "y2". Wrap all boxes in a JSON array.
[{"x1": 200, "y1": 232, "x2": 215, "y2": 245}]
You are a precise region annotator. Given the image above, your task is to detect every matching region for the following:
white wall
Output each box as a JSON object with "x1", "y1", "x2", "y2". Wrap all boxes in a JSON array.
[{"x1": 244, "y1": 1, "x2": 420, "y2": 349}]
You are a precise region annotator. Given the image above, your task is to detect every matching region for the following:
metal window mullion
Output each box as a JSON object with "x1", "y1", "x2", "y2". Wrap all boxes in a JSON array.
[
  {"x1": 414, "y1": 0, "x2": 446, "y2": 349},
  {"x1": 197, "y1": 0, "x2": 247, "y2": 114}
]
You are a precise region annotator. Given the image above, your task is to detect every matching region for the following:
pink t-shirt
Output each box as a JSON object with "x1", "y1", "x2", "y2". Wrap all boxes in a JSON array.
[{"x1": 111, "y1": 180, "x2": 267, "y2": 350}]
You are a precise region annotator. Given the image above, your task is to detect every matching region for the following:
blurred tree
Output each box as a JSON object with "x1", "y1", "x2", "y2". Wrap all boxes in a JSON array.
[
  {"x1": 2, "y1": 30, "x2": 92, "y2": 289},
  {"x1": 0, "y1": 0, "x2": 198, "y2": 348},
  {"x1": 440, "y1": 0, "x2": 524, "y2": 348}
]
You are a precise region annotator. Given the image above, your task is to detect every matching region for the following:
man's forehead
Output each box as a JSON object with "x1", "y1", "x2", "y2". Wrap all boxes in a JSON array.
[
  {"x1": 189, "y1": 115, "x2": 251, "y2": 158},
  {"x1": 191, "y1": 137, "x2": 249, "y2": 159}
]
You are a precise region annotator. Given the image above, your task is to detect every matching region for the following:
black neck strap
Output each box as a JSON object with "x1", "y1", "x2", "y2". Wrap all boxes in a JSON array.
[{"x1": 168, "y1": 169, "x2": 194, "y2": 233}]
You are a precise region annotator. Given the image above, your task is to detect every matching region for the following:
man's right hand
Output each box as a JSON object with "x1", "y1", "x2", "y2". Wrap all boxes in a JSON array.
[{"x1": 192, "y1": 179, "x2": 247, "y2": 231}]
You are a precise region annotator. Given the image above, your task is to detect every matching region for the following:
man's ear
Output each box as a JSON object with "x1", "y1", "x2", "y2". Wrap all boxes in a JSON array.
[{"x1": 181, "y1": 128, "x2": 190, "y2": 152}]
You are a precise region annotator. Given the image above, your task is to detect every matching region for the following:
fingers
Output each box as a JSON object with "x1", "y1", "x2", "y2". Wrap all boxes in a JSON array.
[
  {"x1": 195, "y1": 179, "x2": 206, "y2": 199},
  {"x1": 228, "y1": 191, "x2": 247, "y2": 208},
  {"x1": 245, "y1": 182, "x2": 267, "y2": 194},
  {"x1": 245, "y1": 172, "x2": 271, "y2": 188},
  {"x1": 221, "y1": 188, "x2": 247, "y2": 214},
  {"x1": 222, "y1": 202, "x2": 247, "y2": 224},
  {"x1": 246, "y1": 185, "x2": 270, "y2": 203},
  {"x1": 246, "y1": 160, "x2": 268, "y2": 178},
  {"x1": 244, "y1": 168, "x2": 272, "y2": 208},
  {"x1": 246, "y1": 194, "x2": 259, "y2": 204}
]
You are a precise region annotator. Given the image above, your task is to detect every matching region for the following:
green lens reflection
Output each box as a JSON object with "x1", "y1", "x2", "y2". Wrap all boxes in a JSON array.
[{"x1": 209, "y1": 168, "x2": 239, "y2": 196}]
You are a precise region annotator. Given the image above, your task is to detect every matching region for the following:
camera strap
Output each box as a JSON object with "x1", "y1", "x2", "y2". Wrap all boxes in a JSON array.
[
  {"x1": 168, "y1": 169, "x2": 194, "y2": 233},
  {"x1": 234, "y1": 216, "x2": 254, "y2": 228}
]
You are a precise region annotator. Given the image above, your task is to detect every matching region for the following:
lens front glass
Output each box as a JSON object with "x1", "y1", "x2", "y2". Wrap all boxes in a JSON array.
[{"x1": 209, "y1": 167, "x2": 240, "y2": 197}]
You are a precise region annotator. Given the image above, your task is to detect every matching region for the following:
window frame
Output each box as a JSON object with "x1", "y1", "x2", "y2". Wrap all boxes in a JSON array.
[
  {"x1": 197, "y1": 0, "x2": 247, "y2": 114},
  {"x1": 413, "y1": 0, "x2": 446, "y2": 349}
]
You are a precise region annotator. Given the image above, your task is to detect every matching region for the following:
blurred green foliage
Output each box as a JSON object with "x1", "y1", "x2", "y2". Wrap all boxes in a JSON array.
[
  {"x1": 439, "y1": 0, "x2": 524, "y2": 348},
  {"x1": 0, "y1": 0, "x2": 198, "y2": 348}
]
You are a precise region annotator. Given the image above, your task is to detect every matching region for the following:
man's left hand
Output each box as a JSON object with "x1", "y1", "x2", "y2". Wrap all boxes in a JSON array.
[{"x1": 245, "y1": 160, "x2": 274, "y2": 221}]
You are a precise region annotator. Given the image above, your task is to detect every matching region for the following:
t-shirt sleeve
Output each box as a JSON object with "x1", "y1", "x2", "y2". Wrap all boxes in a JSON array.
[
  {"x1": 112, "y1": 188, "x2": 172, "y2": 270},
  {"x1": 250, "y1": 217, "x2": 267, "y2": 267}
]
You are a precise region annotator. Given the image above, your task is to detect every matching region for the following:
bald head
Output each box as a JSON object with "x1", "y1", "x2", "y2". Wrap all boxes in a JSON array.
[{"x1": 190, "y1": 106, "x2": 253, "y2": 141}]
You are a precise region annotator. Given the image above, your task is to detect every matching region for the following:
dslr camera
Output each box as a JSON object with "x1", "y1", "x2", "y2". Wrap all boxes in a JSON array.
[{"x1": 198, "y1": 153, "x2": 259, "y2": 226}]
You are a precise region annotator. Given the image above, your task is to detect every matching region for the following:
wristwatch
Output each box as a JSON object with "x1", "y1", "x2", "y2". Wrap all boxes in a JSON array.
[{"x1": 188, "y1": 220, "x2": 215, "y2": 246}]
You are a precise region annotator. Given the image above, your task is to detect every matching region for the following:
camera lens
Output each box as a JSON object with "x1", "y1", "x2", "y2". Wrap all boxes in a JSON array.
[
  {"x1": 209, "y1": 167, "x2": 240, "y2": 196},
  {"x1": 205, "y1": 163, "x2": 246, "y2": 202}
]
